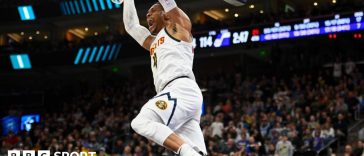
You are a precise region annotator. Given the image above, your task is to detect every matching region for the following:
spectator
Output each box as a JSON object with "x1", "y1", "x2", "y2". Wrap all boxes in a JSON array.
[
  {"x1": 321, "y1": 122, "x2": 335, "y2": 144},
  {"x1": 265, "y1": 141, "x2": 276, "y2": 156},
  {"x1": 245, "y1": 136, "x2": 261, "y2": 155},
  {"x1": 344, "y1": 144, "x2": 354, "y2": 156},
  {"x1": 300, "y1": 128, "x2": 313, "y2": 153},
  {"x1": 122, "y1": 145, "x2": 133, "y2": 156},
  {"x1": 3, "y1": 132, "x2": 19, "y2": 149},
  {"x1": 308, "y1": 115, "x2": 319, "y2": 130},
  {"x1": 312, "y1": 130, "x2": 324, "y2": 152},
  {"x1": 353, "y1": 140, "x2": 364, "y2": 156},
  {"x1": 359, "y1": 128, "x2": 364, "y2": 141},
  {"x1": 210, "y1": 114, "x2": 224, "y2": 138},
  {"x1": 334, "y1": 113, "x2": 349, "y2": 144},
  {"x1": 335, "y1": 97, "x2": 349, "y2": 114},
  {"x1": 275, "y1": 135, "x2": 294, "y2": 156},
  {"x1": 346, "y1": 91, "x2": 360, "y2": 120},
  {"x1": 345, "y1": 58, "x2": 356, "y2": 75},
  {"x1": 111, "y1": 139, "x2": 124, "y2": 155},
  {"x1": 220, "y1": 138, "x2": 238, "y2": 155},
  {"x1": 224, "y1": 121, "x2": 238, "y2": 137},
  {"x1": 333, "y1": 58, "x2": 342, "y2": 79}
]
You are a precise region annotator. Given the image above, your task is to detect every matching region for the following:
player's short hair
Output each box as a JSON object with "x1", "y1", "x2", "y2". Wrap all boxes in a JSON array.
[{"x1": 153, "y1": 2, "x2": 164, "y2": 10}]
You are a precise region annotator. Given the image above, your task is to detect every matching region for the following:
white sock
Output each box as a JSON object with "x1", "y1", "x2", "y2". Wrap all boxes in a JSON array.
[
  {"x1": 177, "y1": 144, "x2": 188, "y2": 154},
  {"x1": 178, "y1": 144, "x2": 201, "y2": 156}
]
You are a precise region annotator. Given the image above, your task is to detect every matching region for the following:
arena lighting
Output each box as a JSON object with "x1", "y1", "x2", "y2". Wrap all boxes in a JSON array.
[
  {"x1": 99, "y1": 0, "x2": 106, "y2": 10},
  {"x1": 60, "y1": 0, "x2": 120, "y2": 15},
  {"x1": 88, "y1": 46, "x2": 98, "y2": 63},
  {"x1": 203, "y1": 10, "x2": 224, "y2": 21},
  {"x1": 2, "y1": 116, "x2": 19, "y2": 136},
  {"x1": 106, "y1": 0, "x2": 114, "y2": 9},
  {"x1": 201, "y1": 102, "x2": 205, "y2": 116},
  {"x1": 92, "y1": 0, "x2": 99, "y2": 11},
  {"x1": 81, "y1": 47, "x2": 91, "y2": 64},
  {"x1": 20, "y1": 114, "x2": 40, "y2": 131},
  {"x1": 354, "y1": 33, "x2": 362, "y2": 39},
  {"x1": 224, "y1": 0, "x2": 248, "y2": 6},
  {"x1": 259, "y1": 50, "x2": 268, "y2": 57},
  {"x1": 74, "y1": 48, "x2": 84, "y2": 64},
  {"x1": 68, "y1": 1, "x2": 76, "y2": 14},
  {"x1": 111, "y1": 67, "x2": 120, "y2": 73},
  {"x1": 17, "y1": 6, "x2": 36, "y2": 21},
  {"x1": 328, "y1": 34, "x2": 337, "y2": 39},
  {"x1": 115, "y1": 2, "x2": 121, "y2": 8},
  {"x1": 95, "y1": 45, "x2": 105, "y2": 62},
  {"x1": 73, "y1": 0, "x2": 81, "y2": 14},
  {"x1": 107, "y1": 43, "x2": 119, "y2": 60},
  {"x1": 101, "y1": 44, "x2": 111, "y2": 61},
  {"x1": 74, "y1": 44, "x2": 122, "y2": 64},
  {"x1": 85, "y1": 0, "x2": 93, "y2": 12},
  {"x1": 79, "y1": 0, "x2": 87, "y2": 13},
  {"x1": 9, "y1": 54, "x2": 32, "y2": 70},
  {"x1": 61, "y1": 1, "x2": 70, "y2": 14}
]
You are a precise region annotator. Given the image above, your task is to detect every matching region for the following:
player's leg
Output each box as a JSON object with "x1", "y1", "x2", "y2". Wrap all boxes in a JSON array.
[
  {"x1": 131, "y1": 102, "x2": 202, "y2": 155},
  {"x1": 175, "y1": 114, "x2": 207, "y2": 155},
  {"x1": 171, "y1": 78, "x2": 207, "y2": 155}
]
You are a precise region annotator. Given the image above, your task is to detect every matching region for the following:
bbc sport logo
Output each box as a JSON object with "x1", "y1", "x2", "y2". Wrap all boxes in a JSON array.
[{"x1": 8, "y1": 150, "x2": 96, "y2": 156}]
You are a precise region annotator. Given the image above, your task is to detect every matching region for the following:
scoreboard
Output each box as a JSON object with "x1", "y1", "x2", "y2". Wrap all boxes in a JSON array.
[{"x1": 192, "y1": 11, "x2": 364, "y2": 49}]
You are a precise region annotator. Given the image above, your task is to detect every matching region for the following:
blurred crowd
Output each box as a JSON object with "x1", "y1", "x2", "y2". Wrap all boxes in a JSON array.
[
  {"x1": 0, "y1": 60, "x2": 363, "y2": 156},
  {"x1": 1, "y1": 78, "x2": 157, "y2": 155},
  {"x1": 199, "y1": 65, "x2": 363, "y2": 156}
]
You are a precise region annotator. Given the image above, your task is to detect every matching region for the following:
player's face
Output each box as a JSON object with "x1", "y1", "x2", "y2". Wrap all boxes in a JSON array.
[{"x1": 146, "y1": 4, "x2": 165, "y2": 35}]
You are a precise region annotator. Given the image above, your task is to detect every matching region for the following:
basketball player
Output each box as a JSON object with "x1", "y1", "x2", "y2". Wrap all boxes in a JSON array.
[{"x1": 123, "y1": 0, "x2": 206, "y2": 155}]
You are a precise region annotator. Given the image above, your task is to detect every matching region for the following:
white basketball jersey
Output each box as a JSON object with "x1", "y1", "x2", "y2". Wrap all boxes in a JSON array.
[{"x1": 149, "y1": 28, "x2": 196, "y2": 93}]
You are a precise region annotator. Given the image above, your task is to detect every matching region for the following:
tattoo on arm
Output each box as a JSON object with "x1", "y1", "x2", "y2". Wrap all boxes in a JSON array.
[{"x1": 172, "y1": 23, "x2": 177, "y2": 34}]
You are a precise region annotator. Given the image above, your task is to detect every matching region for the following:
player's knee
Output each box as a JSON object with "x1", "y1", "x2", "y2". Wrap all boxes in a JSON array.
[
  {"x1": 131, "y1": 116, "x2": 148, "y2": 134},
  {"x1": 130, "y1": 117, "x2": 141, "y2": 133}
]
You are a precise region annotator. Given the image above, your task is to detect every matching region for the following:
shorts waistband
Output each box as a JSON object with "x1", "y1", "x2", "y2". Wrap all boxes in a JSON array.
[{"x1": 161, "y1": 76, "x2": 189, "y2": 91}]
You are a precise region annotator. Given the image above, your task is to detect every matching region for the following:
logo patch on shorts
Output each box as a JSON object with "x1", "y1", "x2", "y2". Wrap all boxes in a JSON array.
[{"x1": 155, "y1": 100, "x2": 168, "y2": 110}]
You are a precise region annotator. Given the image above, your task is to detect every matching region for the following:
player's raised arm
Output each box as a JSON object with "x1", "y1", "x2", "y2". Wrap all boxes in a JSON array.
[
  {"x1": 123, "y1": 0, "x2": 155, "y2": 50},
  {"x1": 158, "y1": 0, "x2": 192, "y2": 32}
]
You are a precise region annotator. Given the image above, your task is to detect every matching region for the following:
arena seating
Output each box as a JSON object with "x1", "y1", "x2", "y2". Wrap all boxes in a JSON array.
[{"x1": 1, "y1": 65, "x2": 363, "y2": 156}]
